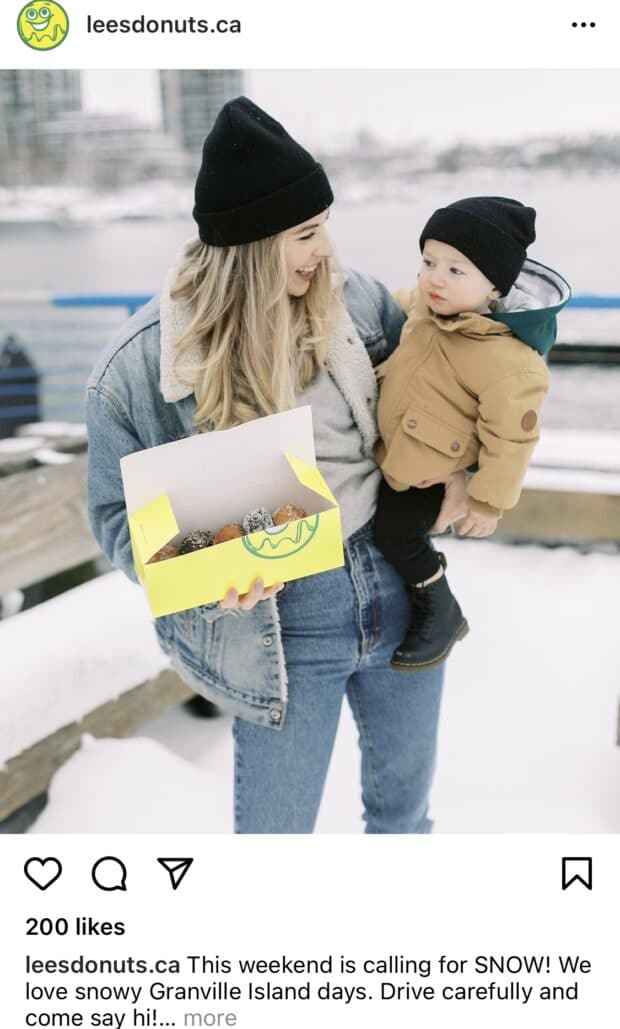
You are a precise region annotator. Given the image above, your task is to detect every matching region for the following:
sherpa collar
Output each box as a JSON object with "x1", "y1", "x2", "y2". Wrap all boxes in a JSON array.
[
  {"x1": 159, "y1": 241, "x2": 201, "y2": 405},
  {"x1": 158, "y1": 242, "x2": 379, "y2": 455}
]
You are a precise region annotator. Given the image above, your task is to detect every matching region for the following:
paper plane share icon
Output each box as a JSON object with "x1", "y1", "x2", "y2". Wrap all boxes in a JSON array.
[{"x1": 157, "y1": 857, "x2": 194, "y2": 890}]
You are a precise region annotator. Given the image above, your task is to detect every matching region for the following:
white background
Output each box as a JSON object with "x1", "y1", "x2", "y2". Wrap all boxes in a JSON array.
[
  {"x1": 2, "y1": 0, "x2": 618, "y2": 68},
  {"x1": 4, "y1": 835, "x2": 619, "y2": 1027}
]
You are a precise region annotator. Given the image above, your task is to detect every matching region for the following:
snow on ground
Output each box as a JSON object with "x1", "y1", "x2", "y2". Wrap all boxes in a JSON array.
[
  {"x1": 26, "y1": 539, "x2": 620, "y2": 834},
  {"x1": 30, "y1": 734, "x2": 219, "y2": 833},
  {"x1": 0, "y1": 572, "x2": 167, "y2": 765}
]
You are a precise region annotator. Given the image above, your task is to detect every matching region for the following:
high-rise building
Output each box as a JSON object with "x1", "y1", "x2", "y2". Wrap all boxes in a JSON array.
[
  {"x1": 160, "y1": 70, "x2": 244, "y2": 154},
  {"x1": 39, "y1": 111, "x2": 188, "y2": 188},
  {"x1": 0, "y1": 70, "x2": 81, "y2": 181}
]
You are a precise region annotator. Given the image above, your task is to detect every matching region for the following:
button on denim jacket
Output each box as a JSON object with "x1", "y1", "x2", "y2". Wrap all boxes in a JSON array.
[{"x1": 86, "y1": 260, "x2": 406, "y2": 730}]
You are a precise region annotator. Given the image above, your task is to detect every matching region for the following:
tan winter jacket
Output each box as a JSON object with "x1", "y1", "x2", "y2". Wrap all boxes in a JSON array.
[{"x1": 374, "y1": 288, "x2": 551, "y2": 519}]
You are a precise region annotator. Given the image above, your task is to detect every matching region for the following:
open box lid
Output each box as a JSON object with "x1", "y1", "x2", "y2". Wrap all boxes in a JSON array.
[{"x1": 122, "y1": 407, "x2": 338, "y2": 567}]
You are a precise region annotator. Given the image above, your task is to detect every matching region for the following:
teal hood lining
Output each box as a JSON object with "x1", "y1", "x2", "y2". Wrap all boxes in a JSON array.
[{"x1": 488, "y1": 259, "x2": 572, "y2": 357}]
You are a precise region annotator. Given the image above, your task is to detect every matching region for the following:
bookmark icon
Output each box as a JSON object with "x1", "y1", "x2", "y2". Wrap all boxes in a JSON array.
[
  {"x1": 561, "y1": 857, "x2": 593, "y2": 891},
  {"x1": 157, "y1": 857, "x2": 194, "y2": 891}
]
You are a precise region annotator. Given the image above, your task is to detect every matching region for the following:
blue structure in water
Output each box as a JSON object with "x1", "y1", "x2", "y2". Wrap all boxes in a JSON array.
[{"x1": 0, "y1": 335, "x2": 41, "y2": 437}]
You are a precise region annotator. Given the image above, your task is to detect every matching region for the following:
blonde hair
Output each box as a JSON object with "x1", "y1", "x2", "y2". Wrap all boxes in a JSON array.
[{"x1": 171, "y1": 234, "x2": 341, "y2": 431}]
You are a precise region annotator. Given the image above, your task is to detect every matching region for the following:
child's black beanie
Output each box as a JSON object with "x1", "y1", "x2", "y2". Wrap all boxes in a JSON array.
[{"x1": 420, "y1": 196, "x2": 536, "y2": 296}]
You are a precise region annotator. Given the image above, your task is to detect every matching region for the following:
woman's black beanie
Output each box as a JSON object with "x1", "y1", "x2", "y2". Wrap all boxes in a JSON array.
[
  {"x1": 419, "y1": 196, "x2": 536, "y2": 296},
  {"x1": 193, "y1": 97, "x2": 334, "y2": 246}
]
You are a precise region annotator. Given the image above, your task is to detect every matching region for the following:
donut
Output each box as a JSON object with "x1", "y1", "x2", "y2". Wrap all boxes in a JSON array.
[
  {"x1": 242, "y1": 507, "x2": 274, "y2": 534},
  {"x1": 148, "y1": 543, "x2": 180, "y2": 564},
  {"x1": 214, "y1": 522, "x2": 245, "y2": 544},
  {"x1": 273, "y1": 503, "x2": 307, "y2": 525},
  {"x1": 178, "y1": 529, "x2": 215, "y2": 554}
]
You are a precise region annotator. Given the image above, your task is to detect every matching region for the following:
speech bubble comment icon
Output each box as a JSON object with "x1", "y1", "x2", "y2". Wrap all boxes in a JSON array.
[
  {"x1": 562, "y1": 856, "x2": 593, "y2": 890},
  {"x1": 92, "y1": 856, "x2": 128, "y2": 892},
  {"x1": 24, "y1": 857, "x2": 62, "y2": 891}
]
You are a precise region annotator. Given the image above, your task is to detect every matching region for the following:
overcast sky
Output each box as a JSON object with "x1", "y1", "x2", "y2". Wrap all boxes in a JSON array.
[{"x1": 82, "y1": 70, "x2": 620, "y2": 147}]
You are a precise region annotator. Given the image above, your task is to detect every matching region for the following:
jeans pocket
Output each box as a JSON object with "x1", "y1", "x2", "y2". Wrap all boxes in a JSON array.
[{"x1": 197, "y1": 601, "x2": 230, "y2": 622}]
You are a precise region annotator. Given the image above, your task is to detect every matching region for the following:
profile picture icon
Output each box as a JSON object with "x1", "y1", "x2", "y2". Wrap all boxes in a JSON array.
[{"x1": 17, "y1": 2, "x2": 69, "y2": 50}]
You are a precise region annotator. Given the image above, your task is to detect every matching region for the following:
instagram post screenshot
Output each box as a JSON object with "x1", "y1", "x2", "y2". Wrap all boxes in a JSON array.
[{"x1": 1, "y1": 1, "x2": 619, "y2": 1026}]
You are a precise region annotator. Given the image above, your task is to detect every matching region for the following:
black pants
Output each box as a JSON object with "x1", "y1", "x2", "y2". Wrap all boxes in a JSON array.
[{"x1": 373, "y1": 476, "x2": 444, "y2": 584}]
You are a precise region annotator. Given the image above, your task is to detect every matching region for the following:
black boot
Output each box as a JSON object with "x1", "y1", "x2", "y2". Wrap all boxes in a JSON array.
[
  {"x1": 391, "y1": 571, "x2": 469, "y2": 671},
  {"x1": 185, "y1": 695, "x2": 220, "y2": 718}
]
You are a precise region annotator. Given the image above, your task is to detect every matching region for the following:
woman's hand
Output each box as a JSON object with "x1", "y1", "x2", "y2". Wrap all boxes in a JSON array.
[
  {"x1": 219, "y1": 577, "x2": 285, "y2": 612},
  {"x1": 427, "y1": 471, "x2": 468, "y2": 534},
  {"x1": 457, "y1": 507, "x2": 499, "y2": 539}
]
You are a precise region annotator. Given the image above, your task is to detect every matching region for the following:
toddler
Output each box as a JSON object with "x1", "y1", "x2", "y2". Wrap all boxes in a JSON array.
[{"x1": 373, "y1": 195, "x2": 571, "y2": 670}]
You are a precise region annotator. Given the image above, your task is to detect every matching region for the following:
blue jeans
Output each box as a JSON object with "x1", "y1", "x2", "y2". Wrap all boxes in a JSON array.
[{"x1": 233, "y1": 520, "x2": 445, "y2": 833}]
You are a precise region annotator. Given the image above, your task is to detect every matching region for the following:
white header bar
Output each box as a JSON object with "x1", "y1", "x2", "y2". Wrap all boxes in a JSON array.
[{"x1": 3, "y1": 0, "x2": 618, "y2": 69}]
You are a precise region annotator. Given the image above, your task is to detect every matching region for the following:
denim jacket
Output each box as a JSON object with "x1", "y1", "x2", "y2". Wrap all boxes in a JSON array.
[{"x1": 86, "y1": 261, "x2": 406, "y2": 730}]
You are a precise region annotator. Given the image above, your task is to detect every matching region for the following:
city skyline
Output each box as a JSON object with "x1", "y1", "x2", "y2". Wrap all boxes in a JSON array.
[
  {"x1": 3, "y1": 69, "x2": 617, "y2": 192},
  {"x1": 81, "y1": 69, "x2": 620, "y2": 148}
]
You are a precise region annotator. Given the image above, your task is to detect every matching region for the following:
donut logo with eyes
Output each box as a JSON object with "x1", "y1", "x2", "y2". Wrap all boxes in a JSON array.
[
  {"x1": 241, "y1": 515, "x2": 320, "y2": 560},
  {"x1": 17, "y1": 1, "x2": 69, "y2": 49}
]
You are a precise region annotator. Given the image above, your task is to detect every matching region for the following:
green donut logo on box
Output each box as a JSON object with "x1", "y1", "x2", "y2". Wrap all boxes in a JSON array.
[
  {"x1": 17, "y1": 2, "x2": 69, "y2": 49},
  {"x1": 242, "y1": 515, "x2": 320, "y2": 559}
]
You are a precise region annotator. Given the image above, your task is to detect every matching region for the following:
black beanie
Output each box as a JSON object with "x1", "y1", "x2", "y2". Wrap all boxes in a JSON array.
[
  {"x1": 419, "y1": 196, "x2": 536, "y2": 296},
  {"x1": 192, "y1": 97, "x2": 334, "y2": 246}
]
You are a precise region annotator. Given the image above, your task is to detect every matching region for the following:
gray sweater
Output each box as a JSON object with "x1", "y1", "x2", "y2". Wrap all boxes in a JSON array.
[{"x1": 298, "y1": 368, "x2": 379, "y2": 540}]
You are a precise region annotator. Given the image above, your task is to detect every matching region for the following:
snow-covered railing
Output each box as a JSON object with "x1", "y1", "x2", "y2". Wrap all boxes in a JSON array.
[
  {"x1": 0, "y1": 570, "x2": 192, "y2": 823},
  {"x1": 0, "y1": 449, "x2": 96, "y2": 595},
  {"x1": 0, "y1": 412, "x2": 193, "y2": 826},
  {"x1": 500, "y1": 428, "x2": 620, "y2": 544},
  {"x1": 552, "y1": 294, "x2": 620, "y2": 362}
]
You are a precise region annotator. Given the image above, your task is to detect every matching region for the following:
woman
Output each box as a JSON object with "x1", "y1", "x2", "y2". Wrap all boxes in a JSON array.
[{"x1": 87, "y1": 97, "x2": 466, "y2": 833}]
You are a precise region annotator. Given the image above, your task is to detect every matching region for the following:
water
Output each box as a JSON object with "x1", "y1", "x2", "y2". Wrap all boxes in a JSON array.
[
  {"x1": 2, "y1": 169, "x2": 620, "y2": 293},
  {"x1": 1, "y1": 169, "x2": 619, "y2": 427}
]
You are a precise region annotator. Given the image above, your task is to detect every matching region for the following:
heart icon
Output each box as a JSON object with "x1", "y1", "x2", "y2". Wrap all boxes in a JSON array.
[{"x1": 24, "y1": 857, "x2": 63, "y2": 891}]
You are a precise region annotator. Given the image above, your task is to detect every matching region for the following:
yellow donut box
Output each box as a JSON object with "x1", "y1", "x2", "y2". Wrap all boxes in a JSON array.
[{"x1": 121, "y1": 407, "x2": 344, "y2": 618}]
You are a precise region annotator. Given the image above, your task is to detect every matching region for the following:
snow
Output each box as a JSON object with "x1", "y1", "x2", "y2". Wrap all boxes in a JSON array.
[
  {"x1": 20, "y1": 540, "x2": 620, "y2": 834},
  {"x1": 17, "y1": 422, "x2": 88, "y2": 440},
  {"x1": 525, "y1": 428, "x2": 620, "y2": 492},
  {"x1": 32, "y1": 448, "x2": 75, "y2": 465},
  {"x1": 524, "y1": 467, "x2": 620, "y2": 493},
  {"x1": 532, "y1": 428, "x2": 620, "y2": 473},
  {"x1": 0, "y1": 437, "x2": 45, "y2": 455},
  {"x1": 0, "y1": 572, "x2": 167, "y2": 765},
  {"x1": 30, "y1": 735, "x2": 217, "y2": 834},
  {"x1": 0, "y1": 182, "x2": 190, "y2": 226}
]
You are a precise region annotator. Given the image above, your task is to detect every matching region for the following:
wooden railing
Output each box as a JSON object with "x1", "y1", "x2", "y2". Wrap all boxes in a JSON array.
[
  {"x1": 0, "y1": 432, "x2": 192, "y2": 824},
  {"x1": 0, "y1": 454, "x2": 98, "y2": 594}
]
